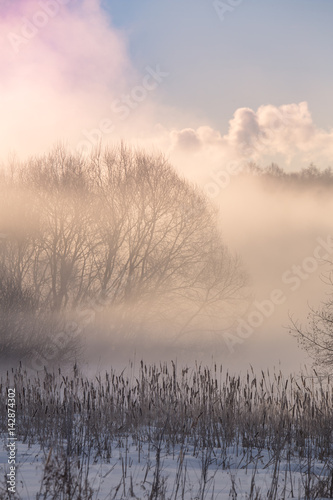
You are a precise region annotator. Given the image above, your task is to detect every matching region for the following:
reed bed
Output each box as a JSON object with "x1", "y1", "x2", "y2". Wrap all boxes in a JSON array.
[{"x1": 1, "y1": 362, "x2": 332, "y2": 458}]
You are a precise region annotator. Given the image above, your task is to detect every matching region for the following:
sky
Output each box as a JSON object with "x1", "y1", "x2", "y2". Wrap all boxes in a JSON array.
[
  {"x1": 1, "y1": 0, "x2": 333, "y2": 372},
  {"x1": 106, "y1": 0, "x2": 333, "y2": 132},
  {"x1": 1, "y1": 0, "x2": 333, "y2": 172}
]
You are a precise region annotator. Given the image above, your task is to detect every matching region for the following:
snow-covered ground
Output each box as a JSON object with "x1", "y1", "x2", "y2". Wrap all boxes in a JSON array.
[
  {"x1": 1, "y1": 439, "x2": 332, "y2": 499},
  {"x1": 1, "y1": 364, "x2": 332, "y2": 498}
]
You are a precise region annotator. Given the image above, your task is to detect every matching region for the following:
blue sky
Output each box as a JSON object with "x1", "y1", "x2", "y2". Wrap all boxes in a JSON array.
[{"x1": 103, "y1": 0, "x2": 333, "y2": 133}]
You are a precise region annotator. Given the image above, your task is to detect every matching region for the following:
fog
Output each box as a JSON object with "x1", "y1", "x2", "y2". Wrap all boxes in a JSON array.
[
  {"x1": 1, "y1": 149, "x2": 332, "y2": 376},
  {"x1": 209, "y1": 170, "x2": 333, "y2": 373},
  {"x1": 2, "y1": 1, "x2": 333, "y2": 375},
  {"x1": 87, "y1": 169, "x2": 333, "y2": 375}
]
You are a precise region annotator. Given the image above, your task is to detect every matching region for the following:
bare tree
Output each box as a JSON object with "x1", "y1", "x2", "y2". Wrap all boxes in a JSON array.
[
  {"x1": 0, "y1": 144, "x2": 247, "y2": 354},
  {"x1": 290, "y1": 269, "x2": 333, "y2": 371}
]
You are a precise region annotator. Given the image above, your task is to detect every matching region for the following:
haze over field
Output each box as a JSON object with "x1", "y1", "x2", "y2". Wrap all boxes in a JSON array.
[{"x1": 1, "y1": 0, "x2": 333, "y2": 373}]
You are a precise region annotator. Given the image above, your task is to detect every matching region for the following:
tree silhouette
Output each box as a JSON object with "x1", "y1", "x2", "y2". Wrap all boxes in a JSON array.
[{"x1": 0, "y1": 144, "x2": 247, "y2": 357}]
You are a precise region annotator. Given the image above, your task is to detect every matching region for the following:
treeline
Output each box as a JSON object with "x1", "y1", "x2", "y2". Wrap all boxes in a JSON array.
[{"x1": 243, "y1": 162, "x2": 333, "y2": 187}]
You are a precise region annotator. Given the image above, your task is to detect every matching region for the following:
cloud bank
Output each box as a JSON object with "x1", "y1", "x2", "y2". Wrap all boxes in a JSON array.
[{"x1": 165, "y1": 102, "x2": 333, "y2": 181}]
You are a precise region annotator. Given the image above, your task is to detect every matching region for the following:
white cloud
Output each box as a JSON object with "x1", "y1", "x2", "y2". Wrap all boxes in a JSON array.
[{"x1": 162, "y1": 102, "x2": 333, "y2": 179}]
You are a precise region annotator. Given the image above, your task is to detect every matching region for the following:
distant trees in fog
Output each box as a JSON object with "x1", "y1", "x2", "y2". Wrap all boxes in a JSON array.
[
  {"x1": 244, "y1": 162, "x2": 333, "y2": 187},
  {"x1": 0, "y1": 145, "x2": 246, "y2": 356}
]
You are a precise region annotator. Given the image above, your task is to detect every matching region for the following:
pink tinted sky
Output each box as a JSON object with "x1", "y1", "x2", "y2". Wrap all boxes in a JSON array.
[{"x1": 1, "y1": 0, "x2": 333, "y2": 172}]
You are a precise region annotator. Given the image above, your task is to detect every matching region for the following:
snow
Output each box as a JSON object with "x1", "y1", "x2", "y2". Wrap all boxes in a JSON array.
[{"x1": 1, "y1": 439, "x2": 332, "y2": 499}]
